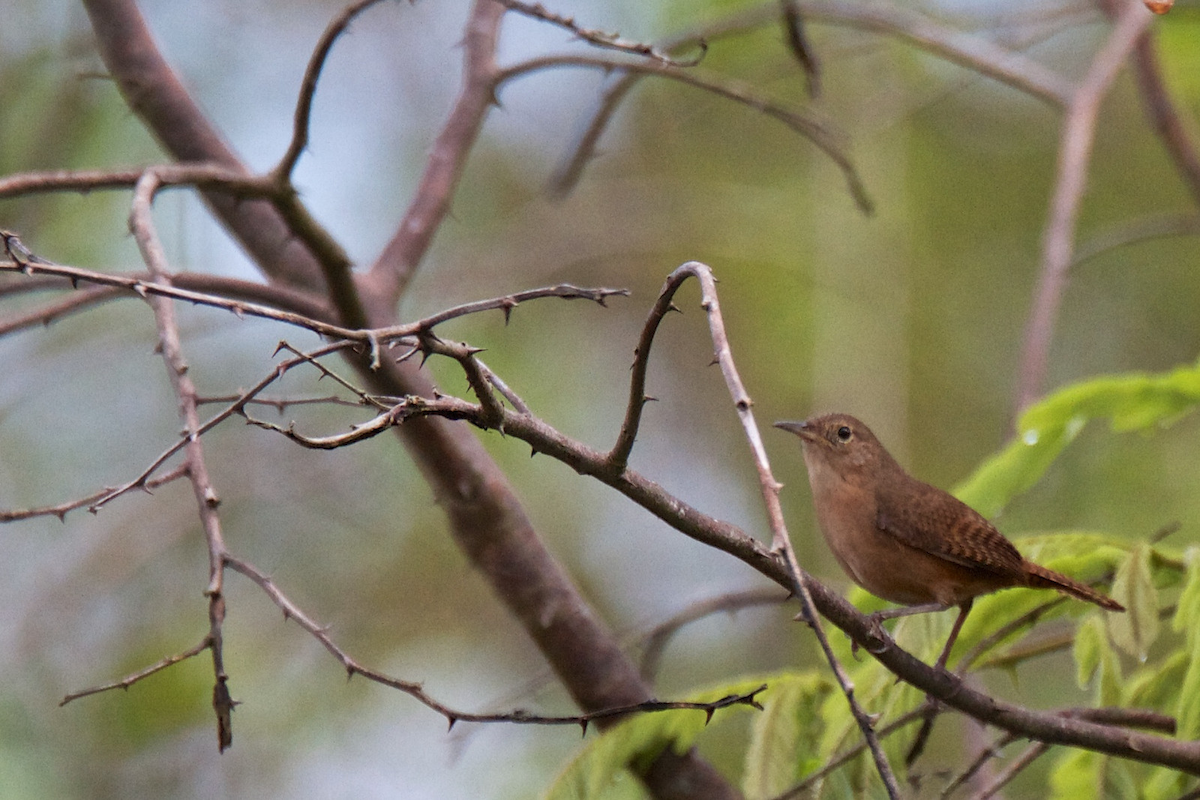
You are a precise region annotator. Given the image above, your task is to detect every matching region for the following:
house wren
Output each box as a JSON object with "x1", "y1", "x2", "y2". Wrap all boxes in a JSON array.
[{"x1": 775, "y1": 413, "x2": 1123, "y2": 669}]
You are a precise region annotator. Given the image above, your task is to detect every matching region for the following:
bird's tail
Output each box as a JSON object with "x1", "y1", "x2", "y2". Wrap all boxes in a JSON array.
[{"x1": 1023, "y1": 561, "x2": 1124, "y2": 611}]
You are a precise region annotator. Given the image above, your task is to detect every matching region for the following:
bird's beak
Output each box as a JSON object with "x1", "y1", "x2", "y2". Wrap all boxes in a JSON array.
[{"x1": 774, "y1": 420, "x2": 816, "y2": 441}]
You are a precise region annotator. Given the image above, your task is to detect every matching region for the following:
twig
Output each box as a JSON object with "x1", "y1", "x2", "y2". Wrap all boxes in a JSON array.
[
  {"x1": 955, "y1": 597, "x2": 1067, "y2": 674},
  {"x1": 1015, "y1": 0, "x2": 1154, "y2": 412},
  {"x1": 1120, "y1": 2, "x2": 1200, "y2": 207},
  {"x1": 224, "y1": 555, "x2": 764, "y2": 730},
  {"x1": 131, "y1": 169, "x2": 236, "y2": 751},
  {"x1": 550, "y1": 0, "x2": 1073, "y2": 196},
  {"x1": 0, "y1": 256, "x2": 625, "y2": 357},
  {"x1": 496, "y1": 0, "x2": 705, "y2": 67},
  {"x1": 60, "y1": 636, "x2": 214, "y2": 706},
  {"x1": 941, "y1": 731, "x2": 1019, "y2": 799},
  {"x1": 274, "y1": 0, "x2": 388, "y2": 181},
  {"x1": 1071, "y1": 212, "x2": 1200, "y2": 268},
  {"x1": 0, "y1": 163, "x2": 276, "y2": 201},
  {"x1": 966, "y1": 741, "x2": 1049, "y2": 800},
  {"x1": 0, "y1": 464, "x2": 188, "y2": 523},
  {"x1": 773, "y1": 706, "x2": 930, "y2": 800},
  {"x1": 499, "y1": 54, "x2": 873, "y2": 214},
  {"x1": 639, "y1": 588, "x2": 789, "y2": 682},
  {"x1": 781, "y1": 0, "x2": 821, "y2": 97}
]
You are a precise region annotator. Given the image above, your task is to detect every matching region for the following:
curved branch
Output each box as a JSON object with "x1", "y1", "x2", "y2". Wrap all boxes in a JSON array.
[
  {"x1": 500, "y1": 54, "x2": 872, "y2": 214},
  {"x1": 1123, "y1": 7, "x2": 1200, "y2": 207},
  {"x1": 274, "y1": 0, "x2": 389, "y2": 181}
]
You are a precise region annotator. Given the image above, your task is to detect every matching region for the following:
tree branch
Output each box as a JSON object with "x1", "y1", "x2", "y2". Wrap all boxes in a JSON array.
[{"x1": 1015, "y1": 0, "x2": 1154, "y2": 413}]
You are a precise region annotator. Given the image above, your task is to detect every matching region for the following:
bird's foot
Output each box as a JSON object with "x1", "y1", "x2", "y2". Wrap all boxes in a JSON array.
[{"x1": 862, "y1": 611, "x2": 891, "y2": 655}]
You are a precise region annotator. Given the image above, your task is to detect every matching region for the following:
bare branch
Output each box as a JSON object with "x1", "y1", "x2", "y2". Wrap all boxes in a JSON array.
[
  {"x1": 500, "y1": 53, "x2": 873, "y2": 214},
  {"x1": 60, "y1": 635, "x2": 213, "y2": 706},
  {"x1": 639, "y1": 589, "x2": 788, "y2": 682},
  {"x1": 1015, "y1": 0, "x2": 1154, "y2": 413},
  {"x1": 774, "y1": 706, "x2": 930, "y2": 799},
  {"x1": 363, "y1": 0, "x2": 504, "y2": 307},
  {"x1": 274, "y1": 0, "x2": 389, "y2": 181},
  {"x1": 0, "y1": 163, "x2": 276, "y2": 201},
  {"x1": 668, "y1": 262, "x2": 899, "y2": 796},
  {"x1": 131, "y1": 168, "x2": 236, "y2": 750},
  {"x1": 495, "y1": 0, "x2": 705, "y2": 67},
  {"x1": 0, "y1": 464, "x2": 188, "y2": 523},
  {"x1": 1120, "y1": 4, "x2": 1200, "y2": 207},
  {"x1": 551, "y1": 0, "x2": 1074, "y2": 196},
  {"x1": 968, "y1": 741, "x2": 1049, "y2": 800},
  {"x1": 224, "y1": 555, "x2": 763, "y2": 729}
]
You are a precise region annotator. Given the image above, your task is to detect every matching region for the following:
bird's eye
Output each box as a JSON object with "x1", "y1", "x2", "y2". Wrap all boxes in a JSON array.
[{"x1": 836, "y1": 426, "x2": 852, "y2": 441}]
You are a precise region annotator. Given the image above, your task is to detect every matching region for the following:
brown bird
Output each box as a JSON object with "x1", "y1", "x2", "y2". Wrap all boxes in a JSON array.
[{"x1": 775, "y1": 413, "x2": 1123, "y2": 670}]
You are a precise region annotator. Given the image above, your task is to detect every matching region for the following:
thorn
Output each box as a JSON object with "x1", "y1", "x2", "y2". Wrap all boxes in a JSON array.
[
  {"x1": 579, "y1": 719, "x2": 589, "y2": 737},
  {"x1": 708, "y1": 358, "x2": 719, "y2": 367},
  {"x1": 273, "y1": 341, "x2": 287, "y2": 357},
  {"x1": 667, "y1": 302, "x2": 682, "y2": 314},
  {"x1": 447, "y1": 716, "x2": 458, "y2": 732},
  {"x1": 705, "y1": 708, "x2": 715, "y2": 725},
  {"x1": 530, "y1": 446, "x2": 538, "y2": 458}
]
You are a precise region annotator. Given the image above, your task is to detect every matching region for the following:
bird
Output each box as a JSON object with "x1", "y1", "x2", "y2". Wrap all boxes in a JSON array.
[{"x1": 774, "y1": 412, "x2": 1123, "y2": 670}]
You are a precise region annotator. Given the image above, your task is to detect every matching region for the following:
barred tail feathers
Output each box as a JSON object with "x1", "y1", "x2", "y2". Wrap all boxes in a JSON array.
[{"x1": 1023, "y1": 561, "x2": 1124, "y2": 612}]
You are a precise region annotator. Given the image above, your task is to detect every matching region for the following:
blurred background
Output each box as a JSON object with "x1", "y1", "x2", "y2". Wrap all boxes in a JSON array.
[{"x1": 1, "y1": 0, "x2": 1199, "y2": 797}]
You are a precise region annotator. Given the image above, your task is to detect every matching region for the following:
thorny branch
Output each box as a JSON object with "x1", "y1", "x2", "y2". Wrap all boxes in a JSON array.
[
  {"x1": 225, "y1": 555, "x2": 765, "y2": 732},
  {"x1": 496, "y1": 0, "x2": 706, "y2": 67},
  {"x1": 225, "y1": 262, "x2": 1200, "y2": 777},
  {"x1": 129, "y1": 168, "x2": 236, "y2": 750}
]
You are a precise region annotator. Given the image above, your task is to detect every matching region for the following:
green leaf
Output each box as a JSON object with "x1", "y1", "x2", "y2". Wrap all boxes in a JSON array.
[
  {"x1": 1172, "y1": 547, "x2": 1200, "y2": 634},
  {"x1": 542, "y1": 676, "x2": 769, "y2": 800},
  {"x1": 1142, "y1": 764, "x2": 1191, "y2": 800},
  {"x1": 1107, "y1": 543, "x2": 1159, "y2": 660},
  {"x1": 953, "y1": 418, "x2": 1080, "y2": 518},
  {"x1": 1074, "y1": 615, "x2": 1104, "y2": 690},
  {"x1": 1049, "y1": 750, "x2": 1102, "y2": 800},
  {"x1": 741, "y1": 672, "x2": 833, "y2": 800},
  {"x1": 1122, "y1": 650, "x2": 1188, "y2": 709},
  {"x1": 954, "y1": 357, "x2": 1200, "y2": 517},
  {"x1": 1176, "y1": 625, "x2": 1200, "y2": 741},
  {"x1": 1073, "y1": 615, "x2": 1121, "y2": 705}
]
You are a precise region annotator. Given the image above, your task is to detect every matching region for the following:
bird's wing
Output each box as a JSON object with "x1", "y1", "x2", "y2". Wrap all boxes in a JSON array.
[{"x1": 875, "y1": 478, "x2": 1025, "y2": 577}]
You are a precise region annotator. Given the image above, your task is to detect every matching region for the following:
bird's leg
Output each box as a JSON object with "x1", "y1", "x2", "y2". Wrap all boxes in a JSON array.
[
  {"x1": 854, "y1": 601, "x2": 949, "y2": 657},
  {"x1": 906, "y1": 600, "x2": 974, "y2": 767},
  {"x1": 934, "y1": 599, "x2": 973, "y2": 672}
]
